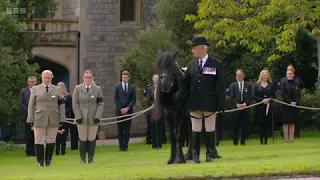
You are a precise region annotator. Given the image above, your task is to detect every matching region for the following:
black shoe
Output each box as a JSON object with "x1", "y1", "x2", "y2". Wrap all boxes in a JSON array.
[
  {"x1": 79, "y1": 141, "x2": 86, "y2": 164},
  {"x1": 206, "y1": 149, "x2": 214, "y2": 162},
  {"x1": 205, "y1": 132, "x2": 214, "y2": 162},
  {"x1": 211, "y1": 131, "x2": 222, "y2": 159},
  {"x1": 56, "y1": 152, "x2": 60, "y2": 156},
  {"x1": 35, "y1": 144, "x2": 44, "y2": 167},
  {"x1": 45, "y1": 143, "x2": 55, "y2": 166},
  {"x1": 88, "y1": 140, "x2": 96, "y2": 164},
  {"x1": 192, "y1": 150, "x2": 200, "y2": 164}
]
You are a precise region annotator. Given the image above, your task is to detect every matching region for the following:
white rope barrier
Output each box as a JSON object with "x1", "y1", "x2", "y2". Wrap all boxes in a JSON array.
[
  {"x1": 63, "y1": 99, "x2": 320, "y2": 126},
  {"x1": 272, "y1": 99, "x2": 320, "y2": 110}
]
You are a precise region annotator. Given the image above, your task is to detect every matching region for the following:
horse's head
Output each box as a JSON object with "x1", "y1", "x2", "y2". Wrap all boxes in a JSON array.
[{"x1": 156, "y1": 50, "x2": 179, "y2": 93}]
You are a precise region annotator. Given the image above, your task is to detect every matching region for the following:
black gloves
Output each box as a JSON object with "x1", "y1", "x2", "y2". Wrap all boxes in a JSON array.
[
  {"x1": 76, "y1": 118, "x2": 83, "y2": 124},
  {"x1": 93, "y1": 118, "x2": 100, "y2": 124}
]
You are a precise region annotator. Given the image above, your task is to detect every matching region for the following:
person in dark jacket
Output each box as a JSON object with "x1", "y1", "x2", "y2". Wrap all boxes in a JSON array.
[
  {"x1": 280, "y1": 69, "x2": 302, "y2": 143},
  {"x1": 113, "y1": 71, "x2": 137, "y2": 151},
  {"x1": 56, "y1": 82, "x2": 76, "y2": 155},
  {"x1": 175, "y1": 36, "x2": 225, "y2": 164},
  {"x1": 144, "y1": 83, "x2": 153, "y2": 144},
  {"x1": 252, "y1": 69, "x2": 275, "y2": 145},
  {"x1": 229, "y1": 69, "x2": 252, "y2": 146},
  {"x1": 20, "y1": 76, "x2": 37, "y2": 156},
  {"x1": 215, "y1": 87, "x2": 230, "y2": 146},
  {"x1": 278, "y1": 64, "x2": 305, "y2": 138},
  {"x1": 147, "y1": 74, "x2": 166, "y2": 149}
]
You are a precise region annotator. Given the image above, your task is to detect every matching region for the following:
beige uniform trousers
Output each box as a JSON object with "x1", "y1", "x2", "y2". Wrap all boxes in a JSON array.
[
  {"x1": 77, "y1": 125, "x2": 99, "y2": 141},
  {"x1": 190, "y1": 111, "x2": 216, "y2": 132},
  {"x1": 34, "y1": 127, "x2": 58, "y2": 144}
]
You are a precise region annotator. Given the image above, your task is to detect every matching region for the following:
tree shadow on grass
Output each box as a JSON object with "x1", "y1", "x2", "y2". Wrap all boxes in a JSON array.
[{"x1": 146, "y1": 171, "x2": 320, "y2": 180}]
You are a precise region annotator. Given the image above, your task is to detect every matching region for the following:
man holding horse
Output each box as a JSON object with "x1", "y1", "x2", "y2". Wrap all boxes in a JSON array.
[{"x1": 175, "y1": 36, "x2": 225, "y2": 164}]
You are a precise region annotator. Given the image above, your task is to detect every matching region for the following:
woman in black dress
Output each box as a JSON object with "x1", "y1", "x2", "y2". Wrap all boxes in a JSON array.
[
  {"x1": 280, "y1": 69, "x2": 301, "y2": 143},
  {"x1": 56, "y1": 82, "x2": 77, "y2": 154},
  {"x1": 252, "y1": 69, "x2": 275, "y2": 145}
]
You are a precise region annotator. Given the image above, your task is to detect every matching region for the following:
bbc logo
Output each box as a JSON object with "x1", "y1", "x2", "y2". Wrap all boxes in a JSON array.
[{"x1": 6, "y1": 8, "x2": 26, "y2": 14}]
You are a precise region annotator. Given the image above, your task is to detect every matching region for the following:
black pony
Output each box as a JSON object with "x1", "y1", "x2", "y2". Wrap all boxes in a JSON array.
[{"x1": 153, "y1": 51, "x2": 192, "y2": 164}]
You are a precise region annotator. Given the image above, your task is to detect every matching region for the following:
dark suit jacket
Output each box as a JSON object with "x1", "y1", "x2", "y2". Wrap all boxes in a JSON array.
[
  {"x1": 252, "y1": 82, "x2": 275, "y2": 101},
  {"x1": 113, "y1": 83, "x2": 136, "y2": 115},
  {"x1": 278, "y1": 76, "x2": 305, "y2": 91},
  {"x1": 177, "y1": 56, "x2": 225, "y2": 112},
  {"x1": 147, "y1": 85, "x2": 156, "y2": 106},
  {"x1": 229, "y1": 82, "x2": 252, "y2": 108},
  {"x1": 20, "y1": 87, "x2": 31, "y2": 120},
  {"x1": 64, "y1": 93, "x2": 74, "y2": 118}
]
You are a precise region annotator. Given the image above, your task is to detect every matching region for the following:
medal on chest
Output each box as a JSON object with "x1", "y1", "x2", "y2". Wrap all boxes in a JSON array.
[{"x1": 202, "y1": 67, "x2": 216, "y2": 75}]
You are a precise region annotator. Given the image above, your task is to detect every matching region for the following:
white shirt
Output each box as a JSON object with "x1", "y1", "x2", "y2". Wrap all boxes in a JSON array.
[
  {"x1": 238, "y1": 81, "x2": 244, "y2": 93},
  {"x1": 237, "y1": 81, "x2": 246, "y2": 107},
  {"x1": 85, "y1": 85, "x2": 91, "y2": 89},
  {"x1": 42, "y1": 84, "x2": 51, "y2": 88},
  {"x1": 122, "y1": 82, "x2": 128, "y2": 91},
  {"x1": 199, "y1": 54, "x2": 209, "y2": 68}
]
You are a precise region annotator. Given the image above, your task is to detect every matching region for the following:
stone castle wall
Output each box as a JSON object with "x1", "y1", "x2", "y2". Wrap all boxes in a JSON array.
[{"x1": 78, "y1": 0, "x2": 157, "y2": 138}]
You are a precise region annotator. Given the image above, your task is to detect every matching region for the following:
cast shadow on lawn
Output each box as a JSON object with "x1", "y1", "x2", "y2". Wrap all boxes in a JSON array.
[{"x1": 146, "y1": 171, "x2": 320, "y2": 180}]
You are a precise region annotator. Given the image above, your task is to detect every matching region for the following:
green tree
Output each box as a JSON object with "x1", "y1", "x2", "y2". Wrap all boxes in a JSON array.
[
  {"x1": 0, "y1": 1, "x2": 39, "y2": 139},
  {"x1": 121, "y1": 23, "x2": 176, "y2": 88},
  {"x1": 18, "y1": 0, "x2": 58, "y2": 22},
  {"x1": 153, "y1": 0, "x2": 199, "y2": 66},
  {"x1": 186, "y1": 0, "x2": 320, "y2": 83}
]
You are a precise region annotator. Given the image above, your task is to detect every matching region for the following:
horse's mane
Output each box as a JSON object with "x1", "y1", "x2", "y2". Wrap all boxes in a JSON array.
[{"x1": 153, "y1": 51, "x2": 185, "y2": 120}]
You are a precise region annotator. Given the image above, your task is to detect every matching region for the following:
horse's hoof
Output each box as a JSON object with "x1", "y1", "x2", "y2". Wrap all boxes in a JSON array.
[
  {"x1": 167, "y1": 158, "x2": 174, "y2": 164},
  {"x1": 174, "y1": 157, "x2": 186, "y2": 164},
  {"x1": 184, "y1": 154, "x2": 192, "y2": 161}
]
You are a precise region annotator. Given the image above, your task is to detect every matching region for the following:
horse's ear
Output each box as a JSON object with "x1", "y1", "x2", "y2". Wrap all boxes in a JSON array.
[
  {"x1": 157, "y1": 49, "x2": 162, "y2": 56},
  {"x1": 172, "y1": 50, "x2": 179, "y2": 60}
]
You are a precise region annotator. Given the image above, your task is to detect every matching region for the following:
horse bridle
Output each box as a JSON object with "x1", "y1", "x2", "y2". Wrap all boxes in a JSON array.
[{"x1": 160, "y1": 73, "x2": 175, "y2": 88}]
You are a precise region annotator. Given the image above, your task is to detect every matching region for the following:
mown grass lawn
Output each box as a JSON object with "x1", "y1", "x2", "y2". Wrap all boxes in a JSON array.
[{"x1": 0, "y1": 132, "x2": 320, "y2": 180}]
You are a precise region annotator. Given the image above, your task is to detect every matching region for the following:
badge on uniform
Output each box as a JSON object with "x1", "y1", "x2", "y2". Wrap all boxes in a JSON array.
[
  {"x1": 91, "y1": 96, "x2": 94, "y2": 98},
  {"x1": 202, "y1": 67, "x2": 216, "y2": 75},
  {"x1": 51, "y1": 93, "x2": 56, "y2": 98}
]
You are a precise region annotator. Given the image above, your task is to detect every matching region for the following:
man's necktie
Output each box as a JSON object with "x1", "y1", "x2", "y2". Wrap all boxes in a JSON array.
[
  {"x1": 240, "y1": 82, "x2": 243, "y2": 101},
  {"x1": 124, "y1": 84, "x2": 127, "y2": 92},
  {"x1": 199, "y1": 60, "x2": 203, "y2": 73},
  {"x1": 45, "y1": 85, "x2": 49, "y2": 93},
  {"x1": 86, "y1": 87, "x2": 89, "y2": 93}
]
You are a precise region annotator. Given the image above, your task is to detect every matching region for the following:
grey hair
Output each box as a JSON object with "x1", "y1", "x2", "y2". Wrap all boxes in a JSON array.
[
  {"x1": 200, "y1": 45, "x2": 208, "y2": 52},
  {"x1": 84, "y1": 70, "x2": 93, "y2": 75},
  {"x1": 42, "y1": 70, "x2": 54, "y2": 78},
  {"x1": 57, "y1": 82, "x2": 66, "y2": 88},
  {"x1": 57, "y1": 82, "x2": 68, "y2": 93}
]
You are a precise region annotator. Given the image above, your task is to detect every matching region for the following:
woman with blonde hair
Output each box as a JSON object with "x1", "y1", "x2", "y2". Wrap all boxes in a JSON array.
[
  {"x1": 56, "y1": 82, "x2": 77, "y2": 154},
  {"x1": 27, "y1": 70, "x2": 65, "y2": 166},
  {"x1": 252, "y1": 69, "x2": 276, "y2": 145}
]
